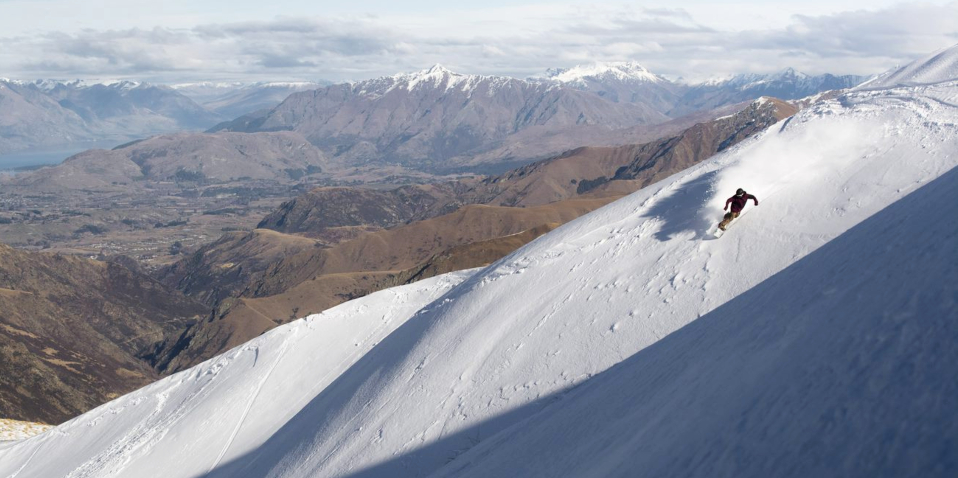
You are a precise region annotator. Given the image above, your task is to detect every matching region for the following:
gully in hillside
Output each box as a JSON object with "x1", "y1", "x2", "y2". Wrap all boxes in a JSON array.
[{"x1": 718, "y1": 188, "x2": 759, "y2": 231}]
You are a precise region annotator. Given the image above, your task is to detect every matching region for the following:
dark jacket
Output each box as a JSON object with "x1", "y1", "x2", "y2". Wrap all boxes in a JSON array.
[{"x1": 725, "y1": 193, "x2": 758, "y2": 213}]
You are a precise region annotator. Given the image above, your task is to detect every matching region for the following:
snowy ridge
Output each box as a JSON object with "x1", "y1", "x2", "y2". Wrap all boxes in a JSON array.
[
  {"x1": 171, "y1": 81, "x2": 322, "y2": 90},
  {"x1": 2, "y1": 52, "x2": 957, "y2": 477},
  {"x1": 170, "y1": 81, "x2": 247, "y2": 90},
  {"x1": 695, "y1": 67, "x2": 864, "y2": 93},
  {"x1": 545, "y1": 61, "x2": 666, "y2": 84},
  {"x1": 729, "y1": 67, "x2": 809, "y2": 88},
  {"x1": 0, "y1": 272, "x2": 475, "y2": 477},
  {"x1": 857, "y1": 43, "x2": 958, "y2": 89},
  {"x1": 26, "y1": 79, "x2": 146, "y2": 91},
  {"x1": 354, "y1": 64, "x2": 536, "y2": 98}
]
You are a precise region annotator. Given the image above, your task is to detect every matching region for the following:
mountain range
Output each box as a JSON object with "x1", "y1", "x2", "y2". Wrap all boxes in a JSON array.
[
  {"x1": 213, "y1": 64, "x2": 863, "y2": 173},
  {"x1": 0, "y1": 80, "x2": 327, "y2": 157},
  {"x1": 1, "y1": 45, "x2": 953, "y2": 477},
  {"x1": 2, "y1": 64, "x2": 863, "y2": 179},
  {"x1": 0, "y1": 80, "x2": 223, "y2": 155}
]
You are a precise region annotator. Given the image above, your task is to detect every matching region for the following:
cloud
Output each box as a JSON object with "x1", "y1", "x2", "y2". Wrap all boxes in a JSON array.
[{"x1": 0, "y1": 2, "x2": 956, "y2": 83}]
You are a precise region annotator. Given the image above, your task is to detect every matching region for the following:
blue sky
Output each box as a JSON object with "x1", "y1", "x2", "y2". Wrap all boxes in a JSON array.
[{"x1": 1, "y1": 0, "x2": 956, "y2": 83}]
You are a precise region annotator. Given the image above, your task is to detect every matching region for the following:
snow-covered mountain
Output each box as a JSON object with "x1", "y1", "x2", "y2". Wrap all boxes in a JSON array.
[
  {"x1": 543, "y1": 61, "x2": 683, "y2": 112},
  {"x1": 2, "y1": 45, "x2": 956, "y2": 477},
  {"x1": 540, "y1": 62, "x2": 864, "y2": 118},
  {"x1": 545, "y1": 61, "x2": 669, "y2": 85},
  {"x1": 214, "y1": 65, "x2": 672, "y2": 170},
  {"x1": 671, "y1": 67, "x2": 867, "y2": 116}
]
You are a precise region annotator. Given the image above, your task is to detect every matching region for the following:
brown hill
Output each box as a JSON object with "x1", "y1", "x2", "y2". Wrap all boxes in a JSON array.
[
  {"x1": 0, "y1": 244, "x2": 206, "y2": 423},
  {"x1": 160, "y1": 228, "x2": 320, "y2": 306}
]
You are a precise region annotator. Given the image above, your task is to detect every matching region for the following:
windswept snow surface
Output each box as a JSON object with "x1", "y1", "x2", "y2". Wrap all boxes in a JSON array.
[
  {"x1": 859, "y1": 43, "x2": 958, "y2": 89},
  {"x1": 2, "y1": 77, "x2": 958, "y2": 477},
  {"x1": 435, "y1": 140, "x2": 958, "y2": 478}
]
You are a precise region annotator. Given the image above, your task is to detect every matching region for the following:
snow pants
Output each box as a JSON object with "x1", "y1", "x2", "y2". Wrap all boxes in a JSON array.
[{"x1": 718, "y1": 211, "x2": 739, "y2": 230}]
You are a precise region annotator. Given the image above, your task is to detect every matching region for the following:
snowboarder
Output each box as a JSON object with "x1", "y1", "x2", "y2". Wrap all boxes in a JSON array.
[{"x1": 718, "y1": 188, "x2": 758, "y2": 231}]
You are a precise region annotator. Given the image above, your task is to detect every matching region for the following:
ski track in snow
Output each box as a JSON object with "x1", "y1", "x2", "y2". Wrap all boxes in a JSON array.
[{"x1": 207, "y1": 329, "x2": 296, "y2": 473}]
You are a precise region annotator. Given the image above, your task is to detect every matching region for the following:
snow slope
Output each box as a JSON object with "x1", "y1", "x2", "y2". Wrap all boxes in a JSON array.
[
  {"x1": 435, "y1": 148, "x2": 958, "y2": 478},
  {"x1": 1, "y1": 55, "x2": 957, "y2": 477},
  {"x1": 0, "y1": 272, "x2": 475, "y2": 477},
  {"x1": 858, "y1": 43, "x2": 958, "y2": 89},
  {"x1": 206, "y1": 79, "x2": 957, "y2": 478}
]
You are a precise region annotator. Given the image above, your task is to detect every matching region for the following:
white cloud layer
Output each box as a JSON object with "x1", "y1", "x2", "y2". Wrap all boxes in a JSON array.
[{"x1": 0, "y1": 1, "x2": 956, "y2": 83}]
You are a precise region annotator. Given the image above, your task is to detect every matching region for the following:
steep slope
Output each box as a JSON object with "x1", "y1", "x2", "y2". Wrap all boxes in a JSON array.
[
  {"x1": 0, "y1": 272, "x2": 476, "y2": 474},
  {"x1": 858, "y1": 42, "x2": 958, "y2": 89},
  {"x1": 1, "y1": 62, "x2": 954, "y2": 477},
  {"x1": 214, "y1": 65, "x2": 671, "y2": 170},
  {"x1": 199, "y1": 79, "x2": 957, "y2": 477},
  {"x1": 0, "y1": 244, "x2": 207, "y2": 424},
  {"x1": 434, "y1": 148, "x2": 958, "y2": 478}
]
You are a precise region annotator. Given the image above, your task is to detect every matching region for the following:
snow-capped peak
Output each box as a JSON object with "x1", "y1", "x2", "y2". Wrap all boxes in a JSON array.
[
  {"x1": 547, "y1": 61, "x2": 666, "y2": 84},
  {"x1": 352, "y1": 64, "x2": 526, "y2": 97},
  {"x1": 424, "y1": 63, "x2": 451, "y2": 75},
  {"x1": 770, "y1": 67, "x2": 809, "y2": 81},
  {"x1": 24, "y1": 79, "x2": 146, "y2": 91},
  {"x1": 394, "y1": 63, "x2": 459, "y2": 89}
]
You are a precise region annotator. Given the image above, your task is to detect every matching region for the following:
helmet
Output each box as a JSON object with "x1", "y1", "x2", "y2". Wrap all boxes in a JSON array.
[{"x1": 736, "y1": 188, "x2": 745, "y2": 195}]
